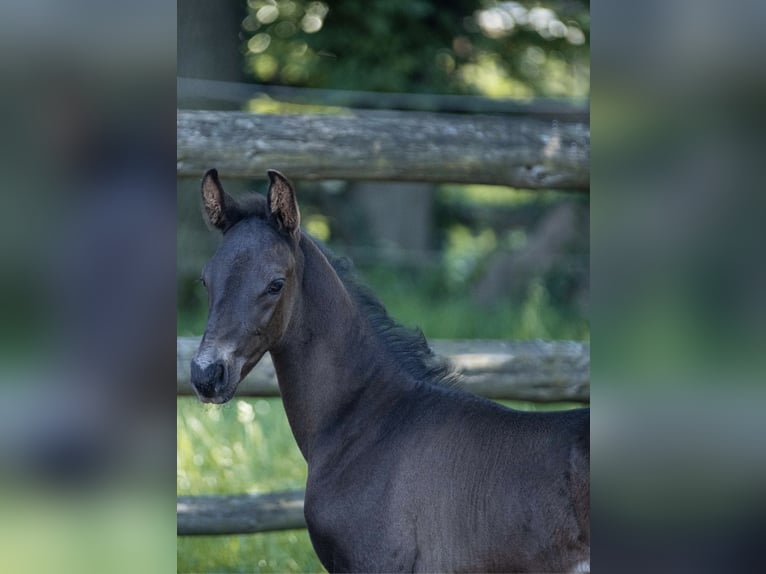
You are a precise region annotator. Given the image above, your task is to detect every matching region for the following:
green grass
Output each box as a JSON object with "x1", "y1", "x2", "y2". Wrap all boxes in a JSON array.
[
  {"x1": 177, "y1": 532, "x2": 323, "y2": 574},
  {"x1": 177, "y1": 399, "x2": 307, "y2": 495},
  {"x1": 177, "y1": 397, "x2": 325, "y2": 573}
]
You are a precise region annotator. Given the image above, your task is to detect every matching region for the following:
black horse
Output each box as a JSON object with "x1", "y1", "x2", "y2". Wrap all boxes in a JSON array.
[{"x1": 190, "y1": 169, "x2": 590, "y2": 573}]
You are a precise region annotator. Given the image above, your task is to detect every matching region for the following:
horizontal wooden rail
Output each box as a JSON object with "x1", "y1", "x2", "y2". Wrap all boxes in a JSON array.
[
  {"x1": 177, "y1": 489, "x2": 306, "y2": 536},
  {"x1": 177, "y1": 337, "x2": 590, "y2": 403},
  {"x1": 177, "y1": 110, "x2": 589, "y2": 190}
]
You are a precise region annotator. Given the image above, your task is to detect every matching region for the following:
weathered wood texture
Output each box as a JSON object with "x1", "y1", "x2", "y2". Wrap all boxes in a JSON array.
[
  {"x1": 177, "y1": 337, "x2": 590, "y2": 403},
  {"x1": 177, "y1": 110, "x2": 589, "y2": 189},
  {"x1": 177, "y1": 490, "x2": 306, "y2": 535}
]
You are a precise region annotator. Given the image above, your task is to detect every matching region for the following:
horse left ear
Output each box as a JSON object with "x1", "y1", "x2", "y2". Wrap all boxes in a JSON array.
[
  {"x1": 201, "y1": 168, "x2": 243, "y2": 233},
  {"x1": 266, "y1": 169, "x2": 301, "y2": 240}
]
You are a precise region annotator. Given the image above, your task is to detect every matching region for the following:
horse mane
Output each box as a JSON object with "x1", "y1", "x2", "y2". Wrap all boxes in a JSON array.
[
  {"x1": 310, "y1": 237, "x2": 461, "y2": 390},
  {"x1": 237, "y1": 193, "x2": 459, "y2": 389}
]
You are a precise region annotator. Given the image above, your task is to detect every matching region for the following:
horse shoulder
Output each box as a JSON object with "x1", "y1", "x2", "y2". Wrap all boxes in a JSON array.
[{"x1": 304, "y1": 462, "x2": 419, "y2": 572}]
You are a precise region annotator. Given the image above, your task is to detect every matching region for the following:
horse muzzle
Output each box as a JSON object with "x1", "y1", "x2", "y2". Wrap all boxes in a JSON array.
[{"x1": 190, "y1": 358, "x2": 236, "y2": 404}]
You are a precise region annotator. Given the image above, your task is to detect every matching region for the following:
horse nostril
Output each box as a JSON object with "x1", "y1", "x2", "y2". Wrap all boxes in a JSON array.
[
  {"x1": 190, "y1": 360, "x2": 205, "y2": 384},
  {"x1": 211, "y1": 361, "x2": 224, "y2": 382}
]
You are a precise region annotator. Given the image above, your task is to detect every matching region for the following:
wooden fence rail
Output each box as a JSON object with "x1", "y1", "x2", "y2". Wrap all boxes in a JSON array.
[
  {"x1": 177, "y1": 110, "x2": 589, "y2": 189},
  {"x1": 177, "y1": 337, "x2": 590, "y2": 403},
  {"x1": 178, "y1": 490, "x2": 306, "y2": 536}
]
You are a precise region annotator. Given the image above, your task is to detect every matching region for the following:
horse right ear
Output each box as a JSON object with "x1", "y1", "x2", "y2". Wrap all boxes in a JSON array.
[{"x1": 201, "y1": 169, "x2": 242, "y2": 232}]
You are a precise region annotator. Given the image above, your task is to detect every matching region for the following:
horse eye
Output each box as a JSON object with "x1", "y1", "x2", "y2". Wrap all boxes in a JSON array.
[
  {"x1": 267, "y1": 279, "x2": 285, "y2": 295},
  {"x1": 199, "y1": 276, "x2": 206, "y2": 288}
]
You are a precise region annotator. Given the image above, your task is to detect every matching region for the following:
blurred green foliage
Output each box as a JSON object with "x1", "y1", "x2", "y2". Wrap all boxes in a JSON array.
[
  {"x1": 1, "y1": 489, "x2": 175, "y2": 574},
  {"x1": 243, "y1": 0, "x2": 589, "y2": 97}
]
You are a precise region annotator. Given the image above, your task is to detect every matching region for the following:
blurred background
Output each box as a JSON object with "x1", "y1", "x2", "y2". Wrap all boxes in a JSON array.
[
  {"x1": 177, "y1": 1, "x2": 589, "y2": 572},
  {"x1": 592, "y1": 2, "x2": 766, "y2": 572},
  {"x1": 0, "y1": 1, "x2": 176, "y2": 573}
]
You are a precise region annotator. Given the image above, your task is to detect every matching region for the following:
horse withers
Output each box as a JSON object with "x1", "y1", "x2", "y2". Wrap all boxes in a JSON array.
[{"x1": 190, "y1": 169, "x2": 590, "y2": 573}]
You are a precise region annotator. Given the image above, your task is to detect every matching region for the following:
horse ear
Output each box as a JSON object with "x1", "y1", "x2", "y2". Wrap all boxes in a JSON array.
[
  {"x1": 201, "y1": 169, "x2": 241, "y2": 232},
  {"x1": 266, "y1": 169, "x2": 301, "y2": 240}
]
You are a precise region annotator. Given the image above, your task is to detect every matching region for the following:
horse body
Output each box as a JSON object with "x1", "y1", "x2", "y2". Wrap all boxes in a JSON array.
[
  {"x1": 190, "y1": 169, "x2": 590, "y2": 573},
  {"x1": 303, "y1": 392, "x2": 589, "y2": 573}
]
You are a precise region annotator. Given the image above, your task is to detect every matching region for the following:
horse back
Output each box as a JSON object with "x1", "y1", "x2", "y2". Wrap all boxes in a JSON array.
[{"x1": 395, "y1": 396, "x2": 589, "y2": 572}]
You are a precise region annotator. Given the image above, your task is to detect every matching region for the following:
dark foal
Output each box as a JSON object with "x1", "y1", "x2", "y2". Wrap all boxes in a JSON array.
[{"x1": 190, "y1": 169, "x2": 590, "y2": 573}]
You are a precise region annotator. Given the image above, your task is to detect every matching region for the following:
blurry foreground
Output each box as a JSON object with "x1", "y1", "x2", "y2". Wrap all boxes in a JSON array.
[
  {"x1": 593, "y1": 2, "x2": 766, "y2": 572},
  {"x1": 0, "y1": 2, "x2": 176, "y2": 573}
]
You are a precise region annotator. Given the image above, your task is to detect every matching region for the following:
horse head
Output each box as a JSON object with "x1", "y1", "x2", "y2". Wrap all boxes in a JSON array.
[{"x1": 190, "y1": 169, "x2": 302, "y2": 404}]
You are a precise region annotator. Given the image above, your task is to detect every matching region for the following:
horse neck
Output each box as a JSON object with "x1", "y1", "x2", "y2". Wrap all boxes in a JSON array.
[{"x1": 269, "y1": 236, "x2": 397, "y2": 461}]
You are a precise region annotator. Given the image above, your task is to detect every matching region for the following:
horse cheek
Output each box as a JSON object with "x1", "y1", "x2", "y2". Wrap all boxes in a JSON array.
[{"x1": 271, "y1": 284, "x2": 299, "y2": 344}]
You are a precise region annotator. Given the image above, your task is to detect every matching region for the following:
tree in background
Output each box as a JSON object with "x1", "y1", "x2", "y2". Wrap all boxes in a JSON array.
[
  {"x1": 243, "y1": 0, "x2": 589, "y2": 98},
  {"x1": 179, "y1": 0, "x2": 248, "y2": 82}
]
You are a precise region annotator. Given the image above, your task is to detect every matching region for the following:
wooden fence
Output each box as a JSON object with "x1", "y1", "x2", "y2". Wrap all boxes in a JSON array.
[
  {"x1": 177, "y1": 105, "x2": 589, "y2": 536},
  {"x1": 177, "y1": 109, "x2": 589, "y2": 190},
  {"x1": 178, "y1": 490, "x2": 307, "y2": 536},
  {"x1": 177, "y1": 337, "x2": 589, "y2": 403}
]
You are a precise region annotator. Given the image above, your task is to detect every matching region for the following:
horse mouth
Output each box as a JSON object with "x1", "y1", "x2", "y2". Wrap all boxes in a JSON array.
[
  {"x1": 192, "y1": 379, "x2": 239, "y2": 404},
  {"x1": 197, "y1": 394, "x2": 221, "y2": 404},
  {"x1": 197, "y1": 390, "x2": 236, "y2": 405}
]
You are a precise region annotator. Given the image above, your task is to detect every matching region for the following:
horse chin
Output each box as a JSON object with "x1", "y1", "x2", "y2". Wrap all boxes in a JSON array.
[
  {"x1": 195, "y1": 380, "x2": 239, "y2": 405},
  {"x1": 199, "y1": 392, "x2": 234, "y2": 405}
]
